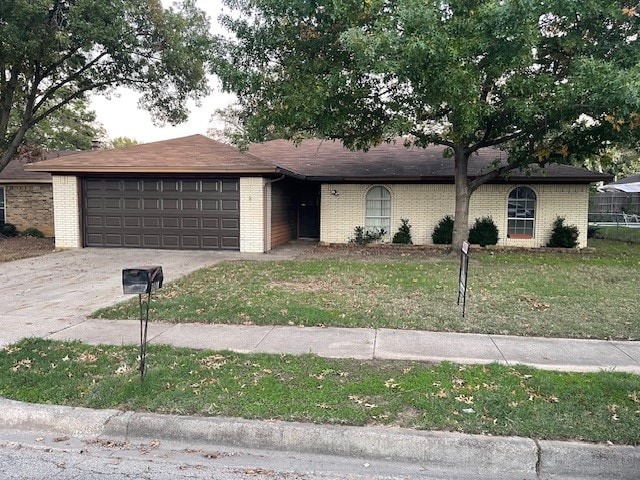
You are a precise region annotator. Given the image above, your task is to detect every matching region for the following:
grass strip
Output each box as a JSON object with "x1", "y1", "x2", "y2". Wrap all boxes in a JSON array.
[
  {"x1": 592, "y1": 226, "x2": 640, "y2": 243},
  {"x1": 2, "y1": 338, "x2": 639, "y2": 445},
  {"x1": 94, "y1": 240, "x2": 640, "y2": 340}
]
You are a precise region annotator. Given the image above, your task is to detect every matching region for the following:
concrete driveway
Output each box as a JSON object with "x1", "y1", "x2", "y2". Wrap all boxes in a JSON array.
[{"x1": 0, "y1": 247, "x2": 300, "y2": 347}]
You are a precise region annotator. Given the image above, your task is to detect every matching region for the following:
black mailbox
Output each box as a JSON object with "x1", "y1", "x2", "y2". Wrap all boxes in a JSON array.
[{"x1": 122, "y1": 266, "x2": 163, "y2": 294}]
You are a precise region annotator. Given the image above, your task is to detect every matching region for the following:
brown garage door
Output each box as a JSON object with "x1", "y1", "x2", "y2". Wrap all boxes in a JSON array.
[{"x1": 83, "y1": 178, "x2": 240, "y2": 249}]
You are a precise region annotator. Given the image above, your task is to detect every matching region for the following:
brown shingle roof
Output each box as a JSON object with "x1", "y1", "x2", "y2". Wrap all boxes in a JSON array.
[
  {"x1": 249, "y1": 139, "x2": 611, "y2": 183},
  {"x1": 25, "y1": 134, "x2": 611, "y2": 183},
  {"x1": 0, "y1": 151, "x2": 78, "y2": 183},
  {"x1": 26, "y1": 135, "x2": 277, "y2": 175}
]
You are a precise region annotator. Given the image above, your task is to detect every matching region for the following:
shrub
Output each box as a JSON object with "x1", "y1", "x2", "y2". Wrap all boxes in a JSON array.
[
  {"x1": 587, "y1": 225, "x2": 599, "y2": 239},
  {"x1": 468, "y1": 216, "x2": 499, "y2": 247},
  {"x1": 349, "y1": 226, "x2": 387, "y2": 245},
  {"x1": 432, "y1": 215, "x2": 454, "y2": 244},
  {"x1": 22, "y1": 227, "x2": 45, "y2": 238},
  {"x1": 0, "y1": 223, "x2": 18, "y2": 237},
  {"x1": 392, "y1": 218, "x2": 413, "y2": 244},
  {"x1": 547, "y1": 217, "x2": 579, "y2": 248}
]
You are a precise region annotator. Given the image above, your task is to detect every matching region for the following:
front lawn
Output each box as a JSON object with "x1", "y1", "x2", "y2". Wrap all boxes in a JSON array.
[
  {"x1": 94, "y1": 239, "x2": 640, "y2": 340},
  {"x1": 2, "y1": 338, "x2": 639, "y2": 445}
]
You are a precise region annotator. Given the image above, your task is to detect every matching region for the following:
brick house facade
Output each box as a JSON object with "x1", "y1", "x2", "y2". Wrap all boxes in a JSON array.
[{"x1": 29, "y1": 135, "x2": 609, "y2": 251}]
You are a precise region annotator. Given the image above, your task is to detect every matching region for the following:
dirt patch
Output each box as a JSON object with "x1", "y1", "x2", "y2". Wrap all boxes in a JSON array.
[{"x1": 0, "y1": 236, "x2": 55, "y2": 263}]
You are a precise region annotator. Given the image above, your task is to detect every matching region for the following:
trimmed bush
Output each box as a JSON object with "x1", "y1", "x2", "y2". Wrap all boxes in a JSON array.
[
  {"x1": 547, "y1": 217, "x2": 579, "y2": 248},
  {"x1": 432, "y1": 215, "x2": 454, "y2": 244},
  {"x1": 392, "y1": 218, "x2": 413, "y2": 244},
  {"x1": 349, "y1": 226, "x2": 387, "y2": 245},
  {"x1": 0, "y1": 223, "x2": 18, "y2": 237},
  {"x1": 468, "y1": 216, "x2": 499, "y2": 247},
  {"x1": 22, "y1": 227, "x2": 45, "y2": 238}
]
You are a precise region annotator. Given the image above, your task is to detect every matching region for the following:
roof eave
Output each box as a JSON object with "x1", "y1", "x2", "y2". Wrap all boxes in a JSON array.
[
  {"x1": 0, "y1": 178, "x2": 52, "y2": 184},
  {"x1": 25, "y1": 165, "x2": 279, "y2": 175}
]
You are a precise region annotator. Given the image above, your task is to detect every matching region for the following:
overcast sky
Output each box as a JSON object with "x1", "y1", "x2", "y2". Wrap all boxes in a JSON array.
[{"x1": 90, "y1": 0, "x2": 234, "y2": 144}]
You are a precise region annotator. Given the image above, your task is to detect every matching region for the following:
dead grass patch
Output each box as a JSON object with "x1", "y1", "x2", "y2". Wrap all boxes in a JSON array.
[{"x1": 0, "y1": 237, "x2": 55, "y2": 263}]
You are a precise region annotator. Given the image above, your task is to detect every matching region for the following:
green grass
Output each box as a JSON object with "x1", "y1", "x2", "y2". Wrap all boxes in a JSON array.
[
  {"x1": 95, "y1": 240, "x2": 640, "y2": 340},
  {"x1": 2, "y1": 338, "x2": 639, "y2": 445},
  {"x1": 592, "y1": 226, "x2": 640, "y2": 243}
]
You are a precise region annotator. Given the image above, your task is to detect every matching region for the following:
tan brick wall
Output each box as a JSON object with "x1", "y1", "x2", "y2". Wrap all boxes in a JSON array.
[
  {"x1": 240, "y1": 177, "x2": 268, "y2": 252},
  {"x1": 320, "y1": 183, "x2": 590, "y2": 248},
  {"x1": 3, "y1": 183, "x2": 54, "y2": 236},
  {"x1": 52, "y1": 175, "x2": 82, "y2": 249}
]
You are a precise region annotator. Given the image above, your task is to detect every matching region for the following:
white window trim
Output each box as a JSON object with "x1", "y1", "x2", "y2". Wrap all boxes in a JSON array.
[
  {"x1": 507, "y1": 186, "x2": 537, "y2": 238},
  {"x1": 365, "y1": 185, "x2": 392, "y2": 235}
]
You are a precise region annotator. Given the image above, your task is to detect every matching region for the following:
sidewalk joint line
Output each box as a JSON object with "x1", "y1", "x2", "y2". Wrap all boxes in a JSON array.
[
  {"x1": 489, "y1": 335, "x2": 510, "y2": 366},
  {"x1": 41, "y1": 316, "x2": 89, "y2": 340},
  {"x1": 608, "y1": 340, "x2": 639, "y2": 363},
  {"x1": 253, "y1": 325, "x2": 276, "y2": 351}
]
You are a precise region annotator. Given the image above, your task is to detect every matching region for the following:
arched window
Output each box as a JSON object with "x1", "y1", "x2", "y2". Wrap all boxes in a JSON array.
[
  {"x1": 507, "y1": 186, "x2": 536, "y2": 238},
  {"x1": 365, "y1": 186, "x2": 391, "y2": 233}
]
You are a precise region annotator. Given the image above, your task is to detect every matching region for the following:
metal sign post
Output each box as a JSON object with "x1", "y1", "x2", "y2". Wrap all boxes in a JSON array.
[{"x1": 457, "y1": 241, "x2": 470, "y2": 317}]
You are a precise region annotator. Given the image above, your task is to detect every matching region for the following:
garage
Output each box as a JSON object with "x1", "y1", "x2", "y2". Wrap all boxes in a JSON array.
[{"x1": 83, "y1": 177, "x2": 240, "y2": 250}]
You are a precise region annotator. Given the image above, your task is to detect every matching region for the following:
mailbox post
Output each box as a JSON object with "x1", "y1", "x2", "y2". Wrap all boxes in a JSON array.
[{"x1": 122, "y1": 266, "x2": 163, "y2": 381}]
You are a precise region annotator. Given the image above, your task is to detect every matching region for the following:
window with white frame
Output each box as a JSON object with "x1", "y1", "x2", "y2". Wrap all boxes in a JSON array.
[
  {"x1": 0, "y1": 186, "x2": 5, "y2": 225},
  {"x1": 365, "y1": 186, "x2": 391, "y2": 233},
  {"x1": 507, "y1": 186, "x2": 536, "y2": 237}
]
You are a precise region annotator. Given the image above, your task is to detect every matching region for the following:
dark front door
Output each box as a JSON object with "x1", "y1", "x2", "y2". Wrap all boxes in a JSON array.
[
  {"x1": 298, "y1": 205, "x2": 320, "y2": 239},
  {"x1": 83, "y1": 177, "x2": 240, "y2": 250}
]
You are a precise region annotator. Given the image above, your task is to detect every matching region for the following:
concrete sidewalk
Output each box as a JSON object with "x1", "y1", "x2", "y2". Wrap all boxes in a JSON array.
[{"x1": 45, "y1": 319, "x2": 640, "y2": 374}]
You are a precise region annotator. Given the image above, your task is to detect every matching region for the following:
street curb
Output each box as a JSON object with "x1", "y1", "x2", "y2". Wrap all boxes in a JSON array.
[{"x1": 1, "y1": 398, "x2": 639, "y2": 479}]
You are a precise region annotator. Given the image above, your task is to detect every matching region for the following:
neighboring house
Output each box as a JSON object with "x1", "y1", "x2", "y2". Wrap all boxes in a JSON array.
[
  {"x1": 28, "y1": 134, "x2": 609, "y2": 251},
  {"x1": 0, "y1": 152, "x2": 74, "y2": 237},
  {"x1": 590, "y1": 175, "x2": 640, "y2": 223}
]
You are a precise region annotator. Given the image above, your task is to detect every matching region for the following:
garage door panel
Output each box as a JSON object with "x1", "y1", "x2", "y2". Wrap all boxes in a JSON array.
[
  {"x1": 86, "y1": 198, "x2": 102, "y2": 209},
  {"x1": 105, "y1": 198, "x2": 122, "y2": 209},
  {"x1": 142, "y1": 198, "x2": 160, "y2": 210},
  {"x1": 105, "y1": 216, "x2": 122, "y2": 228},
  {"x1": 124, "y1": 217, "x2": 141, "y2": 227},
  {"x1": 162, "y1": 236, "x2": 180, "y2": 248},
  {"x1": 221, "y1": 218, "x2": 239, "y2": 230},
  {"x1": 181, "y1": 236, "x2": 200, "y2": 248},
  {"x1": 202, "y1": 181, "x2": 220, "y2": 192},
  {"x1": 181, "y1": 199, "x2": 199, "y2": 211},
  {"x1": 222, "y1": 180, "x2": 238, "y2": 192},
  {"x1": 142, "y1": 235, "x2": 161, "y2": 247},
  {"x1": 202, "y1": 236, "x2": 219, "y2": 248},
  {"x1": 105, "y1": 233, "x2": 124, "y2": 246},
  {"x1": 182, "y1": 217, "x2": 199, "y2": 229},
  {"x1": 143, "y1": 181, "x2": 161, "y2": 192},
  {"x1": 202, "y1": 218, "x2": 219, "y2": 229},
  {"x1": 162, "y1": 181, "x2": 180, "y2": 192},
  {"x1": 222, "y1": 200, "x2": 239, "y2": 211},
  {"x1": 86, "y1": 216, "x2": 103, "y2": 227},
  {"x1": 162, "y1": 217, "x2": 180, "y2": 228},
  {"x1": 162, "y1": 199, "x2": 179, "y2": 210},
  {"x1": 221, "y1": 236, "x2": 240, "y2": 248},
  {"x1": 84, "y1": 177, "x2": 240, "y2": 250},
  {"x1": 143, "y1": 217, "x2": 160, "y2": 228},
  {"x1": 104, "y1": 181, "x2": 122, "y2": 191},
  {"x1": 123, "y1": 180, "x2": 140, "y2": 191},
  {"x1": 202, "y1": 199, "x2": 219, "y2": 211}
]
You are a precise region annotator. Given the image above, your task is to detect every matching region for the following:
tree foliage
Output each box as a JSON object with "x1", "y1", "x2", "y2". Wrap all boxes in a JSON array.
[
  {"x1": 214, "y1": 0, "x2": 640, "y2": 250},
  {"x1": 0, "y1": 0, "x2": 213, "y2": 172},
  {"x1": 24, "y1": 97, "x2": 104, "y2": 151}
]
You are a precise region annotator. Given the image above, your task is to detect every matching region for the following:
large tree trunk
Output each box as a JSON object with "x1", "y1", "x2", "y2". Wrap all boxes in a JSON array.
[{"x1": 451, "y1": 148, "x2": 470, "y2": 252}]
